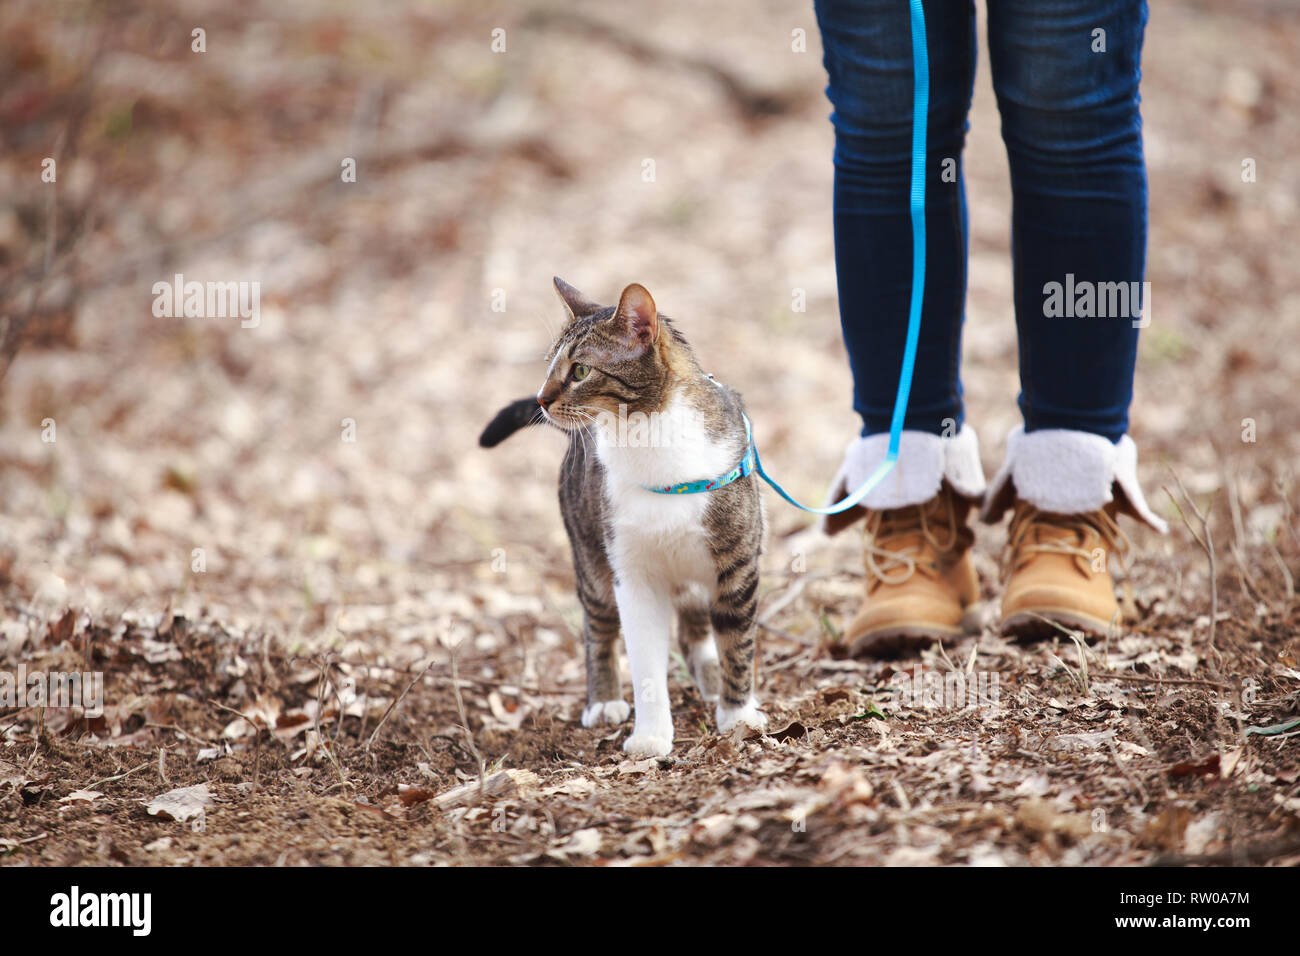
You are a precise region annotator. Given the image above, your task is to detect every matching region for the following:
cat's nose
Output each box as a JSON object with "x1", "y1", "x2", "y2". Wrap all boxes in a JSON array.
[{"x1": 537, "y1": 392, "x2": 554, "y2": 410}]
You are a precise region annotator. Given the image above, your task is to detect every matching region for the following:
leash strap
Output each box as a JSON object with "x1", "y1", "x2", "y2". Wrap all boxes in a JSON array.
[{"x1": 755, "y1": 0, "x2": 929, "y2": 515}]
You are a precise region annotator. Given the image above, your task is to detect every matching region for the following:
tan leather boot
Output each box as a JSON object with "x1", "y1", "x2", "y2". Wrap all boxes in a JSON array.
[
  {"x1": 998, "y1": 500, "x2": 1131, "y2": 640},
  {"x1": 845, "y1": 482, "x2": 980, "y2": 657},
  {"x1": 981, "y1": 426, "x2": 1167, "y2": 641}
]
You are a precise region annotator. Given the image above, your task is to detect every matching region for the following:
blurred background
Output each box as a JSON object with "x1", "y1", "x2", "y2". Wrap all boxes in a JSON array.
[
  {"x1": 1, "y1": 0, "x2": 1299, "y2": 868},
  {"x1": 1, "y1": 0, "x2": 1297, "y2": 658}
]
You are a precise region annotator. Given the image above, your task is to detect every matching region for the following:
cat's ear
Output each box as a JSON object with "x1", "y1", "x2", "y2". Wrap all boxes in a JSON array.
[
  {"x1": 612, "y1": 283, "x2": 658, "y2": 349},
  {"x1": 553, "y1": 277, "x2": 602, "y2": 323}
]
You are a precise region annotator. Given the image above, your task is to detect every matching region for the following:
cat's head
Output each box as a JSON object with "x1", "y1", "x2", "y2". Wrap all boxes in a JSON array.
[{"x1": 536, "y1": 278, "x2": 688, "y2": 431}]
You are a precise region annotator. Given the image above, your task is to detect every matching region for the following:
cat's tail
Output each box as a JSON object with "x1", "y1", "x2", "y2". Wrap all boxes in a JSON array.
[{"x1": 479, "y1": 397, "x2": 545, "y2": 447}]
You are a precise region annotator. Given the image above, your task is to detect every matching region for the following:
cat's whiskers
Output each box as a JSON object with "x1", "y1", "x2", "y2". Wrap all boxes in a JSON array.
[{"x1": 564, "y1": 405, "x2": 602, "y2": 457}]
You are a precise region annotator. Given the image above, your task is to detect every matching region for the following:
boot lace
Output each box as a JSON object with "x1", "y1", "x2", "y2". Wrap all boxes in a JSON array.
[
  {"x1": 863, "y1": 491, "x2": 964, "y2": 588},
  {"x1": 1001, "y1": 502, "x2": 1132, "y2": 583}
]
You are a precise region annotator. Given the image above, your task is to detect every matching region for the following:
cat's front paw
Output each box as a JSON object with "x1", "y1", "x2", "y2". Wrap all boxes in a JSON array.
[
  {"x1": 622, "y1": 733, "x2": 673, "y2": 757},
  {"x1": 582, "y1": 700, "x2": 631, "y2": 727},
  {"x1": 716, "y1": 700, "x2": 767, "y2": 734}
]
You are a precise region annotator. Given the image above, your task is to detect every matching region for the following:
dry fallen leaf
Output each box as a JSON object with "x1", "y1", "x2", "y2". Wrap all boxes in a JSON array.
[
  {"x1": 820, "y1": 760, "x2": 875, "y2": 807},
  {"x1": 1015, "y1": 799, "x2": 1093, "y2": 840},
  {"x1": 46, "y1": 608, "x2": 76, "y2": 646},
  {"x1": 59, "y1": 789, "x2": 103, "y2": 804},
  {"x1": 691, "y1": 814, "x2": 735, "y2": 846},
  {"x1": 1142, "y1": 807, "x2": 1192, "y2": 851},
  {"x1": 1168, "y1": 754, "x2": 1220, "y2": 778},
  {"x1": 487, "y1": 690, "x2": 527, "y2": 729},
  {"x1": 538, "y1": 777, "x2": 597, "y2": 798},
  {"x1": 397, "y1": 785, "x2": 437, "y2": 807},
  {"x1": 1220, "y1": 748, "x2": 1243, "y2": 779},
  {"x1": 616, "y1": 758, "x2": 659, "y2": 776},
  {"x1": 1046, "y1": 729, "x2": 1116, "y2": 752},
  {"x1": 352, "y1": 798, "x2": 396, "y2": 821},
  {"x1": 432, "y1": 769, "x2": 539, "y2": 810},
  {"x1": 273, "y1": 710, "x2": 312, "y2": 739},
  {"x1": 1014, "y1": 774, "x2": 1052, "y2": 797},
  {"x1": 767, "y1": 720, "x2": 809, "y2": 743},
  {"x1": 144, "y1": 783, "x2": 213, "y2": 823},
  {"x1": 140, "y1": 638, "x2": 183, "y2": 664},
  {"x1": 0, "y1": 759, "x2": 25, "y2": 789},
  {"x1": 551, "y1": 828, "x2": 603, "y2": 859}
]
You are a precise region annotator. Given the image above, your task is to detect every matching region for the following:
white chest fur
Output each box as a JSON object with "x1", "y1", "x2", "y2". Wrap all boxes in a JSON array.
[{"x1": 594, "y1": 397, "x2": 738, "y2": 592}]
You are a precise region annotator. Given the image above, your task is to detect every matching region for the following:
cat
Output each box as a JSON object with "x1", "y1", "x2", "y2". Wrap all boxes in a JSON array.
[{"x1": 480, "y1": 278, "x2": 767, "y2": 756}]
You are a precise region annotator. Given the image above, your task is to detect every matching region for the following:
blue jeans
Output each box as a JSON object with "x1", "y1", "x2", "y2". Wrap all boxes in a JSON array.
[{"x1": 813, "y1": 0, "x2": 1149, "y2": 441}]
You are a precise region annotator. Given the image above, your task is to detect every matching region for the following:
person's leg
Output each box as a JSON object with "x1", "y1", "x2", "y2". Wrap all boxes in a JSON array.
[
  {"x1": 989, "y1": 0, "x2": 1148, "y2": 439},
  {"x1": 814, "y1": 0, "x2": 987, "y2": 656},
  {"x1": 983, "y1": 0, "x2": 1167, "y2": 639},
  {"x1": 814, "y1": 0, "x2": 977, "y2": 438}
]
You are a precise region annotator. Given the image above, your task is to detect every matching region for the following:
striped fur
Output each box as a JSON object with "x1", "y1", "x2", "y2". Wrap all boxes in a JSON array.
[{"x1": 484, "y1": 279, "x2": 767, "y2": 756}]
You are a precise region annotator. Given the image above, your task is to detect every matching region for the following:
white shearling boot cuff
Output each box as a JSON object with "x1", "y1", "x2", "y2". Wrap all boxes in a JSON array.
[
  {"x1": 822, "y1": 424, "x2": 986, "y2": 535},
  {"x1": 980, "y1": 425, "x2": 1168, "y2": 533}
]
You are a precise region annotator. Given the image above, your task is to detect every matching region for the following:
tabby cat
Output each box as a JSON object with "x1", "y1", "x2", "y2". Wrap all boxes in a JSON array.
[{"x1": 480, "y1": 278, "x2": 767, "y2": 756}]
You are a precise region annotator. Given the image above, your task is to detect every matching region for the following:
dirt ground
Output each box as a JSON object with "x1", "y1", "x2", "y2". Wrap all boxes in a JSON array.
[{"x1": 2, "y1": 0, "x2": 1299, "y2": 866}]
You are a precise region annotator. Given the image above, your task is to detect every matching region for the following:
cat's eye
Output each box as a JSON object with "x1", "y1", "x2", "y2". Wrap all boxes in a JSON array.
[{"x1": 570, "y1": 364, "x2": 591, "y2": 382}]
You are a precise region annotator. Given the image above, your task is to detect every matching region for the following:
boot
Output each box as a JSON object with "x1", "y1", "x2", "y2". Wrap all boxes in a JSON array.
[
  {"x1": 847, "y1": 483, "x2": 979, "y2": 654},
  {"x1": 982, "y1": 426, "x2": 1167, "y2": 640},
  {"x1": 824, "y1": 425, "x2": 987, "y2": 657}
]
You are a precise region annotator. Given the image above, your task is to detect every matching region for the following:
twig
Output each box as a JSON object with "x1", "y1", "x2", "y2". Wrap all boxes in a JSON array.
[
  {"x1": 1164, "y1": 470, "x2": 1221, "y2": 672},
  {"x1": 758, "y1": 576, "x2": 808, "y2": 624},
  {"x1": 1034, "y1": 614, "x2": 1092, "y2": 695},
  {"x1": 0, "y1": 833, "x2": 49, "y2": 849},
  {"x1": 765, "y1": 646, "x2": 815, "y2": 673},
  {"x1": 208, "y1": 699, "x2": 266, "y2": 791},
  {"x1": 933, "y1": 636, "x2": 958, "y2": 674},
  {"x1": 1225, "y1": 469, "x2": 1271, "y2": 611},
  {"x1": 1047, "y1": 651, "x2": 1088, "y2": 696},
  {"x1": 521, "y1": 9, "x2": 806, "y2": 121},
  {"x1": 85, "y1": 761, "x2": 149, "y2": 791},
  {"x1": 365, "y1": 658, "x2": 436, "y2": 753},
  {"x1": 312, "y1": 654, "x2": 348, "y2": 790},
  {"x1": 43, "y1": 128, "x2": 64, "y2": 275},
  {"x1": 1266, "y1": 536, "x2": 1294, "y2": 610},
  {"x1": 1095, "y1": 673, "x2": 1229, "y2": 690},
  {"x1": 22, "y1": 125, "x2": 569, "y2": 313},
  {"x1": 757, "y1": 619, "x2": 816, "y2": 646},
  {"x1": 1066, "y1": 630, "x2": 1092, "y2": 696},
  {"x1": 1107, "y1": 739, "x2": 1150, "y2": 809},
  {"x1": 450, "y1": 642, "x2": 487, "y2": 794},
  {"x1": 144, "y1": 722, "x2": 212, "y2": 746}
]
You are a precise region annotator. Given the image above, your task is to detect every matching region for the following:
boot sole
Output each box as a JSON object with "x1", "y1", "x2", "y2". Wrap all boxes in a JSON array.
[
  {"x1": 1000, "y1": 608, "x2": 1115, "y2": 643},
  {"x1": 848, "y1": 609, "x2": 981, "y2": 659}
]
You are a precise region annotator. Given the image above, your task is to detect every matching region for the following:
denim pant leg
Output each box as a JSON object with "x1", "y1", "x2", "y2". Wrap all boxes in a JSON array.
[
  {"x1": 988, "y1": 0, "x2": 1149, "y2": 442},
  {"x1": 813, "y1": 0, "x2": 977, "y2": 437}
]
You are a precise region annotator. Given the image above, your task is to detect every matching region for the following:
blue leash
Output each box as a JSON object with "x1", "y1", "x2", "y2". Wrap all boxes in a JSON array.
[{"x1": 648, "y1": 0, "x2": 929, "y2": 515}]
